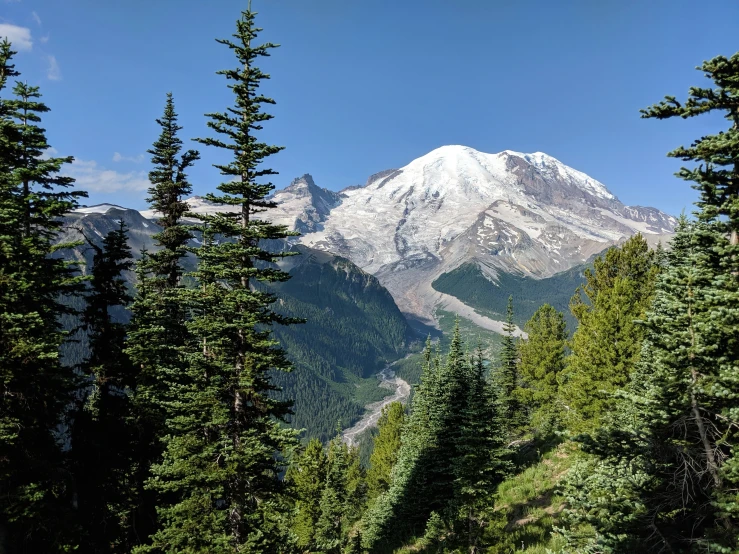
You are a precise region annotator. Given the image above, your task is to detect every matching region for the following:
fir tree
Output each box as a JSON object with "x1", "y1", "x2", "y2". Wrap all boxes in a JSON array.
[
  {"x1": 141, "y1": 7, "x2": 300, "y2": 551},
  {"x1": 125, "y1": 93, "x2": 199, "y2": 544},
  {"x1": 641, "y1": 53, "x2": 739, "y2": 536},
  {"x1": 366, "y1": 402, "x2": 405, "y2": 501},
  {"x1": 314, "y1": 437, "x2": 363, "y2": 553},
  {"x1": 516, "y1": 304, "x2": 567, "y2": 433},
  {"x1": 0, "y1": 40, "x2": 87, "y2": 552},
  {"x1": 287, "y1": 438, "x2": 327, "y2": 551},
  {"x1": 454, "y1": 345, "x2": 510, "y2": 551},
  {"x1": 363, "y1": 324, "x2": 508, "y2": 551},
  {"x1": 71, "y1": 221, "x2": 136, "y2": 553},
  {"x1": 560, "y1": 235, "x2": 659, "y2": 433},
  {"x1": 561, "y1": 217, "x2": 739, "y2": 551},
  {"x1": 498, "y1": 296, "x2": 522, "y2": 433}
]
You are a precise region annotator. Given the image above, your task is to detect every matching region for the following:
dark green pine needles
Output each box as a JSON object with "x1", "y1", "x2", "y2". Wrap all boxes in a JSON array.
[
  {"x1": 140, "y1": 8, "x2": 302, "y2": 553},
  {"x1": 71, "y1": 221, "x2": 137, "y2": 553},
  {"x1": 0, "y1": 39, "x2": 88, "y2": 552},
  {"x1": 125, "y1": 93, "x2": 200, "y2": 546},
  {"x1": 362, "y1": 324, "x2": 509, "y2": 552}
]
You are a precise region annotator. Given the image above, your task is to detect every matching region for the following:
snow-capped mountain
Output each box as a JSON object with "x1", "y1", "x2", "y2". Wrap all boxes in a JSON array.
[
  {"x1": 295, "y1": 146, "x2": 675, "y2": 324},
  {"x1": 72, "y1": 145, "x2": 676, "y2": 328}
]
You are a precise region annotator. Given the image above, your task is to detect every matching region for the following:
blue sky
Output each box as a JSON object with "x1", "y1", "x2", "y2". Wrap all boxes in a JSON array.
[{"x1": 1, "y1": 0, "x2": 738, "y2": 215}]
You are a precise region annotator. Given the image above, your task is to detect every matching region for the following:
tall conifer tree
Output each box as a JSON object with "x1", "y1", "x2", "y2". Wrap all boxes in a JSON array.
[
  {"x1": 286, "y1": 438, "x2": 327, "y2": 551},
  {"x1": 516, "y1": 304, "x2": 567, "y2": 432},
  {"x1": 498, "y1": 296, "x2": 522, "y2": 433},
  {"x1": 367, "y1": 402, "x2": 405, "y2": 501},
  {"x1": 125, "y1": 93, "x2": 199, "y2": 543},
  {"x1": 561, "y1": 218, "x2": 739, "y2": 551},
  {"x1": 0, "y1": 40, "x2": 87, "y2": 552},
  {"x1": 560, "y1": 235, "x2": 658, "y2": 432},
  {"x1": 363, "y1": 325, "x2": 508, "y2": 551},
  {"x1": 71, "y1": 222, "x2": 136, "y2": 553},
  {"x1": 141, "y1": 8, "x2": 300, "y2": 551}
]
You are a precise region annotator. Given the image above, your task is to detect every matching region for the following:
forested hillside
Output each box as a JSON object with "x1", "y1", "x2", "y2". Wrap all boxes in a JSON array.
[
  {"x1": 58, "y1": 224, "x2": 414, "y2": 442},
  {"x1": 1, "y1": 3, "x2": 738, "y2": 553},
  {"x1": 432, "y1": 262, "x2": 590, "y2": 330}
]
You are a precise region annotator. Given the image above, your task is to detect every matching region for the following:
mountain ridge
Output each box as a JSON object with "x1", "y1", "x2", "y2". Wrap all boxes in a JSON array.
[{"x1": 75, "y1": 144, "x2": 675, "y2": 328}]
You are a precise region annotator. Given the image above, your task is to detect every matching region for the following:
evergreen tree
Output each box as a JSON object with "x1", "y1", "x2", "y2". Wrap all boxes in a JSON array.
[
  {"x1": 498, "y1": 296, "x2": 522, "y2": 433},
  {"x1": 640, "y1": 50, "x2": 739, "y2": 547},
  {"x1": 366, "y1": 402, "x2": 405, "y2": 501},
  {"x1": 454, "y1": 345, "x2": 510, "y2": 552},
  {"x1": 125, "y1": 93, "x2": 199, "y2": 544},
  {"x1": 561, "y1": 217, "x2": 739, "y2": 551},
  {"x1": 314, "y1": 437, "x2": 364, "y2": 553},
  {"x1": 141, "y1": 8, "x2": 300, "y2": 551},
  {"x1": 0, "y1": 40, "x2": 87, "y2": 552},
  {"x1": 560, "y1": 235, "x2": 659, "y2": 433},
  {"x1": 286, "y1": 438, "x2": 327, "y2": 551},
  {"x1": 363, "y1": 324, "x2": 508, "y2": 551},
  {"x1": 71, "y1": 222, "x2": 136, "y2": 553},
  {"x1": 516, "y1": 304, "x2": 567, "y2": 432}
]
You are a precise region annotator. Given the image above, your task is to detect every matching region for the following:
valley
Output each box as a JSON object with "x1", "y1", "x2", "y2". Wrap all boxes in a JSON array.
[
  {"x1": 62, "y1": 144, "x2": 675, "y2": 442},
  {"x1": 342, "y1": 363, "x2": 411, "y2": 448}
]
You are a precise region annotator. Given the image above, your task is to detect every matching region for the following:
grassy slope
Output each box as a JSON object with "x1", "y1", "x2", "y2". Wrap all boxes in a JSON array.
[
  {"x1": 491, "y1": 441, "x2": 579, "y2": 553},
  {"x1": 394, "y1": 441, "x2": 580, "y2": 553}
]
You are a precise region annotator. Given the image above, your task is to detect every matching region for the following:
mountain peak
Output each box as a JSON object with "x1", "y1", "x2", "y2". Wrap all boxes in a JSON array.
[{"x1": 288, "y1": 174, "x2": 317, "y2": 189}]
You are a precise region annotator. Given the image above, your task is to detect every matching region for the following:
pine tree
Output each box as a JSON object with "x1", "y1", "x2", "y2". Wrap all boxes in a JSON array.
[
  {"x1": 641, "y1": 54, "x2": 739, "y2": 541},
  {"x1": 314, "y1": 437, "x2": 364, "y2": 553},
  {"x1": 287, "y1": 438, "x2": 327, "y2": 551},
  {"x1": 516, "y1": 304, "x2": 567, "y2": 433},
  {"x1": 498, "y1": 296, "x2": 522, "y2": 433},
  {"x1": 366, "y1": 402, "x2": 405, "y2": 501},
  {"x1": 454, "y1": 345, "x2": 510, "y2": 551},
  {"x1": 560, "y1": 217, "x2": 739, "y2": 551},
  {"x1": 125, "y1": 93, "x2": 199, "y2": 545},
  {"x1": 362, "y1": 338, "x2": 446, "y2": 550},
  {"x1": 560, "y1": 235, "x2": 659, "y2": 433},
  {"x1": 0, "y1": 40, "x2": 87, "y2": 552},
  {"x1": 363, "y1": 324, "x2": 509, "y2": 551},
  {"x1": 71, "y1": 221, "x2": 136, "y2": 552},
  {"x1": 141, "y1": 7, "x2": 300, "y2": 551}
]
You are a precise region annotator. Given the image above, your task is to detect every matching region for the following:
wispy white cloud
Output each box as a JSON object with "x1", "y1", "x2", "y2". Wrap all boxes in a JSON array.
[
  {"x1": 68, "y1": 159, "x2": 149, "y2": 193},
  {"x1": 39, "y1": 34, "x2": 49, "y2": 44},
  {"x1": 112, "y1": 152, "x2": 146, "y2": 164},
  {"x1": 31, "y1": 11, "x2": 41, "y2": 26},
  {"x1": 0, "y1": 23, "x2": 32, "y2": 51},
  {"x1": 46, "y1": 54, "x2": 60, "y2": 80}
]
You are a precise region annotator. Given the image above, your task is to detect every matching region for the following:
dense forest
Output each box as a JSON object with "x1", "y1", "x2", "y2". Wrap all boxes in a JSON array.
[{"x1": 1, "y1": 5, "x2": 739, "y2": 554}]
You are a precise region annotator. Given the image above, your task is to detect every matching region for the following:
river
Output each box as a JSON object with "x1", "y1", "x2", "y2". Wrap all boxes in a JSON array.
[{"x1": 342, "y1": 362, "x2": 411, "y2": 447}]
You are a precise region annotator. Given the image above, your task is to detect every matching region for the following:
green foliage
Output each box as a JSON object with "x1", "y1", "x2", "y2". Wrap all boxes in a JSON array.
[
  {"x1": 362, "y1": 325, "x2": 509, "y2": 552},
  {"x1": 0, "y1": 40, "x2": 87, "y2": 552},
  {"x1": 489, "y1": 441, "x2": 577, "y2": 553},
  {"x1": 516, "y1": 304, "x2": 568, "y2": 433},
  {"x1": 71, "y1": 222, "x2": 137, "y2": 552},
  {"x1": 366, "y1": 402, "x2": 405, "y2": 501},
  {"x1": 286, "y1": 438, "x2": 327, "y2": 551},
  {"x1": 141, "y1": 8, "x2": 300, "y2": 551},
  {"x1": 125, "y1": 93, "x2": 200, "y2": 548},
  {"x1": 560, "y1": 234, "x2": 659, "y2": 433},
  {"x1": 431, "y1": 261, "x2": 588, "y2": 329},
  {"x1": 498, "y1": 296, "x2": 525, "y2": 435},
  {"x1": 558, "y1": 53, "x2": 739, "y2": 551},
  {"x1": 315, "y1": 437, "x2": 366, "y2": 553}
]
